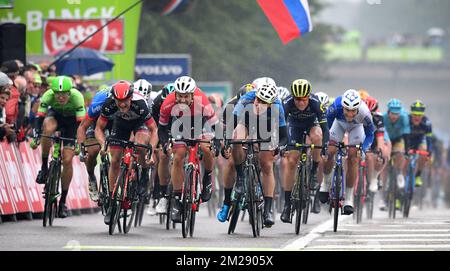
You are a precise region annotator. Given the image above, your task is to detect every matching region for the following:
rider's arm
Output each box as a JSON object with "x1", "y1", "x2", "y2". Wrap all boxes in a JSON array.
[
  {"x1": 326, "y1": 102, "x2": 337, "y2": 130},
  {"x1": 76, "y1": 113, "x2": 93, "y2": 145},
  {"x1": 145, "y1": 117, "x2": 159, "y2": 150},
  {"x1": 425, "y1": 118, "x2": 433, "y2": 155},
  {"x1": 95, "y1": 116, "x2": 108, "y2": 149},
  {"x1": 315, "y1": 100, "x2": 330, "y2": 146},
  {"x1": 362, "y1": 114, "x2": 375, "y2": 152},
  {"x1": 33, "y1": 90, "x2": 53, "y2": 134}
]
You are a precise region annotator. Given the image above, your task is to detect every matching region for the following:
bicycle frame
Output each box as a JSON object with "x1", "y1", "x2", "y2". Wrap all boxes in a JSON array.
[{"x1": 184, "y1": 142, "x2": 202, "y2": 211}]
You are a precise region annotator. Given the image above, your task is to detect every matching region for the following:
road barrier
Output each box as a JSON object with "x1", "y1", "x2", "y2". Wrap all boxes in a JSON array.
[{"x1": 0, "y1": 140, "x2": 99, "y2": 222}]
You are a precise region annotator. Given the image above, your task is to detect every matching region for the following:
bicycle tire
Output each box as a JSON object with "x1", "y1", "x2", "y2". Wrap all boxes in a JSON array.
[
  {"x1": 388, "y1": 165, "x2": 396, "y2": 219},
  {"x1": 355, "y1": 167, "x2": 364, "y2": 224},
  {"x1": 135, "y1": 197, "x2": 145, "y2": 227},
  {"x1": 42, "y1": 162, "x2": 54, "y2": 227},
  {"x1": 366, "y1": 191, "x2": 374, "y2": 220},
  {"x1": 189, "y1": 170, "x2": 200, "y2": 238},
  {"x1": 333, "y1": 165, "x2": 342, "y2": 232},
  {"x1": 403, "y1": 170, "x2": 414, "y2": 218},
  {"x1": 109, "y1": 167, "x2": 126, "y2": 235},
  {"x1": 247, "y1": 166, "x2": 259, "y2": 238},
  {"x1": 181, "y1": 166, "x2": 193, "y2": 238},
  {"x1": 228, "y1": 199, "x2": 241, "y2": 234},
  {"x1": 295, "y1": 164, "x2": 305, "y2": 235},
  {"x1": 166, "y1": 186, "x2": 173, "y2": 230}
]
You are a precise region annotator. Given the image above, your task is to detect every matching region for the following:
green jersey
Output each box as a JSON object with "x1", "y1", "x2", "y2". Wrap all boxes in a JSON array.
[{"x1": 37, "y1": 88, "x2": 86, "y2": 121}]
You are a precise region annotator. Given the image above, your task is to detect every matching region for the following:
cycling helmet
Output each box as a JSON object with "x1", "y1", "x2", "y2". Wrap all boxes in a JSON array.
[
  {"x1": 51, "y1": 76, "x2": 72, "y2": 92},
  {"x1": 161, "y1": 83, "x2": 175, "y2": 100},
  {"x1": 411, "y1": 100, "x2": 426, "y2": 115},
  {"x1": 291, "y1": 79, "x2": 312, "y2": 98},
  {"x1": 252, "y1": 77, "x2": 276, "y2": 89},
  {"x1": 174, "y1": 76, "x2": 196, "y2": 94},
  {"x1": 277, "y1": 86, "x2": 291, "y2": 100},
  {"x1": 237, "y1": 83, "x2": 255, "y2": 99},
  {"x1": 365, "y1": 96, "x2": 379, "y2": 112},
  {"x1": 341, "y1": 89, "x2": 361, "y2": 110},
  {"x1": 111, "y1": 80, "x2": 133, "y2": 100},
  {"x1": 387, "y1": 98, "x2": 402, "y2": 114},
  {"x1": 358, "y1": 89, "x2": 370, "y2": 101},
  {"x1": 315, "y1": 92, "x2": 329, "y2": 106},
  {"x1": 133, "y1": 79, "x2": 152, "y2": 99},
  {"x1": 256, "y1": 83, "x2": 278, "y2": 104}
]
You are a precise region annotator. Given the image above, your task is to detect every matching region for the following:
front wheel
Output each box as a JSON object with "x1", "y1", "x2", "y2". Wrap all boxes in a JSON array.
[
  {"x1": 181, "y1": 166, "x2": 194, "y2": 238},
  {"x1": 333, "y1": 166, "x2": 343, "y2": 232}
]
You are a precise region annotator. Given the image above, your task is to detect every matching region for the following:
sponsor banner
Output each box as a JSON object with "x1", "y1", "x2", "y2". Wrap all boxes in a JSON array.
[
  {"x1": 135, "y1": 54, "x2": 191, "y2": 85},
  {"x1": 43, "y1": 19, "x2": 124, "y2": 55},
  {"x1": 0, "y1": 151, "x2": 16, "y2": 215},
  {"x1": 68, "y1": 157, "x2": 92, "y2": 210},
  {"x1": 17, "y1": 142, "x2": 45, "y2": 213},
  {"x1": 0, "y1": 142, "x2": 33, "y2": 214}
]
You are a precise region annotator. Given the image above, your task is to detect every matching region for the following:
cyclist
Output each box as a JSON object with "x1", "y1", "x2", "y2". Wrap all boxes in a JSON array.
[
  {"x1": 363, "y1": 96, "x2": 390, "y2": 193},
  {"x1": 277, "y1": 86, "x2": 291, "y2": 102},
  {"x1": 316, "y1": 92, "x2": 330, "y2": 108},
  {"x1": 319, "y1": 89, "x2": 375, "y2": 215},
  {"x1": 158, "y1": 76, "x2": 220, "y2": 223},
  {"x1": 383, "y1": 99, "x2": 410, "y2": 191},
  {"x1": 231, "y1": 82, "x2": 288, "y2": 227},
  {"x1": 217, "y1": 83, "x2": 256, "y2": 222},
  {"x1": 30, "y1": 76, "x2": 85, "y2": 218},
  {"x1": 133, "y1": 79, "x2": 153, "y2": 107},
  {"x1": 76, "y1": 86, "x2": 112, "y2": 201},
  {"x1": 151, "y1": 83, "x2": 175, "y2": 215},
  {"x1": 280, "y1": 79, "x2": 329, "y2": 223},
  {"x1": 95, "y1": 80, "x2": 158, "y2": 225},
  {"x1": 407, "y1": 100, "x2": 433, "y2": 187}
]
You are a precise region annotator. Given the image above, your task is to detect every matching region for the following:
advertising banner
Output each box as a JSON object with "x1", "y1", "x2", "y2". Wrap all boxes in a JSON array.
[
  {"x1": 43, "y1": 19, "x2": 124, "y2": 55},
  {"x1": 135, "y1": 54, "x2": 191, "y2": 86}
]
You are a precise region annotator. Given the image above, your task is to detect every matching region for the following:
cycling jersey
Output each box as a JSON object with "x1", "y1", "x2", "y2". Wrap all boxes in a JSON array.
[
  {"x1": 37, "y1": 88, "x2": 85, "y2": 121},
  {"x1": 327, "y1": 96, "x2": 375, "y2": 151},
  {"x1": 99, "y1": 93, "x2": 154, "y2": 146},
  {"x1": 87, "y1": 90, "x2": 109, "y2": 121},
  {"x1": 383, "y1": 109, "x2": 410, "y2": 142},
  {"x1": 232, "y1": 91, "x2": 287, "y2": 150},
  {"x1": 158, "y1": 88, "x2": 219, "y2": 143},
  {"x1": 283, "y1": 94, "x2": 329, "y2": 146},
  {"x1": 370, "y1": 110, "x2": 387, "y2": 150},
  {"x1": 408, "y1": 114, "x2": 432, "y2": 153},
  {"x1": 150, "y1": 92, "x2": 164, "y2": 124}
]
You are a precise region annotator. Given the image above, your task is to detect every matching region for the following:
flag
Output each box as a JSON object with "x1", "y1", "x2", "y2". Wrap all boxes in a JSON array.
[
  {"x1": 256, "y1": 0, "x2": 313, "y2": 44},
  {"x1": 161, "y1": 0, "x2": 189, "y2": 16}
]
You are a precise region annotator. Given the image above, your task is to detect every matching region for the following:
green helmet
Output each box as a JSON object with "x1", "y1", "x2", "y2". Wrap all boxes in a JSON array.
[{"x1": 51, "y1": 76, "x2": 72, "y2": 92}]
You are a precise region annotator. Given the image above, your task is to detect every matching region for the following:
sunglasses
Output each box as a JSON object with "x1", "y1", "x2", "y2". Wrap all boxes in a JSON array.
[{"x1": 54, "y1": 92, "x2": 70, "y2": 97}]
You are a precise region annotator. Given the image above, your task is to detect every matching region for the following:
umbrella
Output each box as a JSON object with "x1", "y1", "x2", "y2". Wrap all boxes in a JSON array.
[{"x1": 54, "y1": 47, "x2": 115, "y2": 76}]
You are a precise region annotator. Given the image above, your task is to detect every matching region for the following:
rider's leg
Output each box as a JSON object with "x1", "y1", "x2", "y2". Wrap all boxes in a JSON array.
[
  {"x1": 259, "y1": 150, "x2": 276, "y2": 226},
  {"x1": 309, "y1": 126, "x2": 323, "y2": 190},
  {"x1": 40, "y1": 117, "x2": 58, "y2": 172},
  {"x1": 200, "y1": 142, "x2": 215, "y2": 202}
]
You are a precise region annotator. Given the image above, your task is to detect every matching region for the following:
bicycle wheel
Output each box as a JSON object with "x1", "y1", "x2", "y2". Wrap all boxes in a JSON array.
[
  {"x1": 247, "y1": 166, "x2": 259, "y2": 238},
  {"x1": 333, "y1": 165, "x2": 342, "y2": 232},
  {"x1": 109, "y1": 168, "x2": 125, "y2": 235},
  {"x1": 181, "y1": 166, "x2": 193, "y2": 238},
  {"x1": 403, "y1": 170, "x2": 414, "y2": 218},
  {"x1": 134, "y1": 196, "x2": 145, "y2": 227},
  {"x1": 366, "y1": 191, "x2": 374, "y2": 220},
  {"x1": 189, "y1": 171, "x2": 200, "y2": 238},
  {"x1": 166, "y1": 186, "x2": 173, "y2": 230},
  {"x1": 388, "y1": 166, "x2": 397, "y2": 219},
  {"x1": 228, "y1": 197, "x2": 241, "y2": 234},
  {"x1": 355, "y1": 167, "x2": 364, "y2": 224},
  {"x1": 295, "y1": 165, "x2": 305, "y2": 235},
  {"x1": 42, "y1": 162, "x2": 55, "y2": 227}
]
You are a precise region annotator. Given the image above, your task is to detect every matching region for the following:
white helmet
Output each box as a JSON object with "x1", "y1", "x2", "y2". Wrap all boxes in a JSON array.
[
  {"x1": 277, "y1": 86, "x2": 290, "y2": 100},
  {"x1": 256, "y1": 83, "x2": 278, "y2": 104},
  {"x1": 174, "y1": 76, "x2": 196, "y2": 94},
  {"x1": 252, "y1": 77, "x2": 276, "y2": 90},
  {"x1": 315, "y1": 92, "x2": 329, "y2": 106},
  {"x1": 133, "y1": 79, "x2": 152, "y2": 99},
  {"x1": 341, "y1": 89, "x2": 361, "y2": 110}
]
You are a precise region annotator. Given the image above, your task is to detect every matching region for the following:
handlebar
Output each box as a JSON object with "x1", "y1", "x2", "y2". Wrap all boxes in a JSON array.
[{"x1": 228, "y1": 138, "x2": 271, "y2": 145}]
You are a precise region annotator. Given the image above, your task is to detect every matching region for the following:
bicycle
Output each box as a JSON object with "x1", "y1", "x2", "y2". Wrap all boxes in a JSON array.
[
  {"x1": 173, "y1": 137, "x2": 218, "y2": 238},
  {"x1": 38, "y1": 132, "x2": 75, "y2": 227},
  {"x1": 386, "y1": 151, "x2": 402, "y2": 219},
  {"x1": 227, "y1": 139, "x2": 268, "y2": 238},
  {"x1": 104, "y1": 137, "x2": 152, "y2": 235},
  {"x1": 353, "y1": 145, "x2": 366, "y2": 224},
  {"x1": 364, "y1": 149, "x2": 384, "y2": 220},
  {"x1": 403, "y1": 149, "x2": 429, "y2": 218},
  {"x1": 287, "y1": 141, "x2": 323, "y2": 234},
  {"x1": 327, "y1": 143, "x2": 361, "y2": 232}
]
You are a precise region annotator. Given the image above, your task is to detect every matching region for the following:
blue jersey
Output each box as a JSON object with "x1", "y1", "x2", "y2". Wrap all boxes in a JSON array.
[
  {"x1": 327, "y1": 96, "x2": 375, "y2": 151},
  {"x1": 383, "y1": 110, "x2": 410, "y2": 141},
  {"x1": 232, "y1": 91, "x2": 286, "y2": 127},
  {"x1": 87, "y1": 90, "x2": 109, "y2": 120}
]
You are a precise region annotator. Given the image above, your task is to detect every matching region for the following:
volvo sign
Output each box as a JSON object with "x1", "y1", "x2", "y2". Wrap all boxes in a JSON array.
[{"x1": 135, "y1": 54, "x2": 191, "y2": 85}]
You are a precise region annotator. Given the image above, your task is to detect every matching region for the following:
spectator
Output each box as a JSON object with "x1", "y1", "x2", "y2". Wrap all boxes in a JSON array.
[
  {"x1": 0, "y1": 84, "x2": 13, "y2": 141},
  {"x1": 1, "y1": 60, "x2": 20, "y2": 125}
]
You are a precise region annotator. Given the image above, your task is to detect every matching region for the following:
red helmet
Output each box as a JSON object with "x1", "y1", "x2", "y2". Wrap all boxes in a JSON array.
[
  {"x1": 365, "y1": 96, "x2": 378, "y2": 112},
  {"x1": 111, "y1": 80, "x2": 133, "y2": 100}
]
